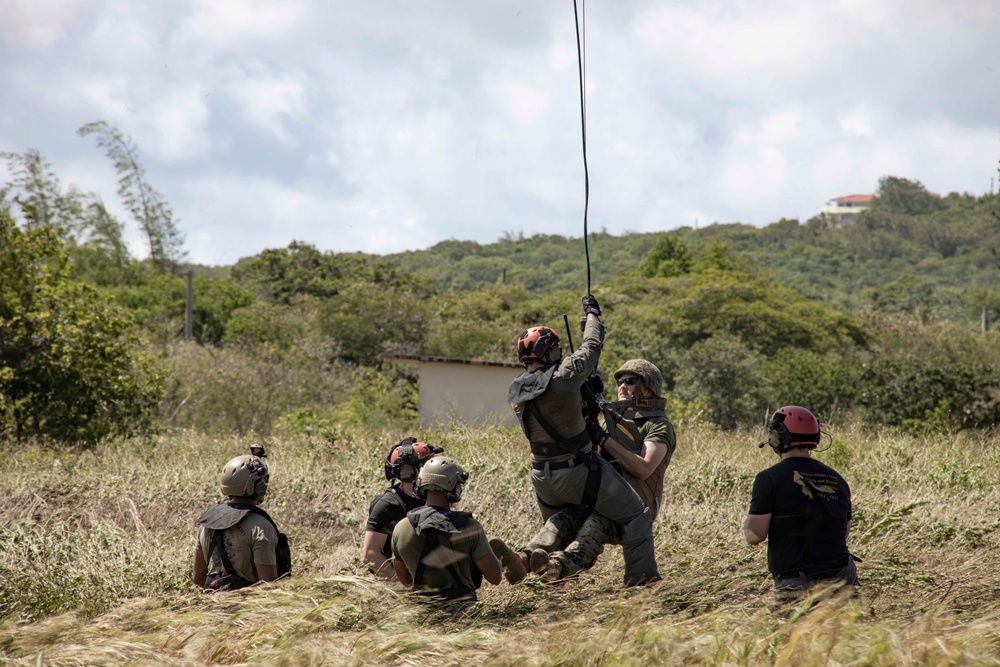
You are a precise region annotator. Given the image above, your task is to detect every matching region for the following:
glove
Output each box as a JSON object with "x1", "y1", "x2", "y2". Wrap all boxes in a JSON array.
[{"x1": 582, "y1": 294, "x2": 601, "y2": 318}]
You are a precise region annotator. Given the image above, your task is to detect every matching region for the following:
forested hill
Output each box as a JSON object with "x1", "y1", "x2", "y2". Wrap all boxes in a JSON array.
[
  {"x1": 388, "y1": 179, "x2": 1000, "y2": 326},
  {"x1": 5, "y1": 165, "x2": 1000, "y2": 445}
]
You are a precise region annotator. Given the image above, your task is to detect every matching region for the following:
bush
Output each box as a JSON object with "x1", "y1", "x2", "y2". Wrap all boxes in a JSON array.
[
  {"x1": 0, "y1": 215, "x2": 164, "y2": 446},
  {"x1": 859, "y1": 318, "x2": 1000, "y2": 431},
  {"x1": 159, "y1": 342, "x2": 352, "y2": 435}
]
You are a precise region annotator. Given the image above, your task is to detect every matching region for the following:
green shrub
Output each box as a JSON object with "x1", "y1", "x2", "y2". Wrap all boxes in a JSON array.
[
  {"x1": 0, "y1": 215, "x2": 164, "y2": 446},
  {"x1": 859, "y1": 319, "x2": 1000, "y2": 431},
  {"x1": 160, "y1": 342, "x2": 352, "y2": 434}
]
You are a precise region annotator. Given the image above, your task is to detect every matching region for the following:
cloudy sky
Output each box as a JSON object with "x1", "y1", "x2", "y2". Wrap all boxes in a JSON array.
[{"x1": 1, "y1": 1, "x2": 998, "y2": 266}]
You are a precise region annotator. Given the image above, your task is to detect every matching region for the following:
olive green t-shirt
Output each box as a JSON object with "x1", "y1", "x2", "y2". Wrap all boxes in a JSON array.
[
  {"x1": 391, "y1": 510, "x2": 492, "y2": 595},
  {"x1": 623, "y1": 415, "x2": 676, "y2": 520},
  {"x1": 198, "y1": 512, "x2": 278, "y2": 583}
]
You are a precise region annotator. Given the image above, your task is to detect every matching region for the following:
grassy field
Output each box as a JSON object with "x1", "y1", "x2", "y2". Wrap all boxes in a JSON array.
[{"x1": 3, "y1": 420, "x2": 1000, "y2": 666}]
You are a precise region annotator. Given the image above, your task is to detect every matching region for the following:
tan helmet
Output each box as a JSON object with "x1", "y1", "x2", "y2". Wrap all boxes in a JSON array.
[
  {"x1": 414, "y1": 456, "x2": 470, "y2": 503},
  {"x1": 614, "y1": 359, "x2": 663, "y2": 398},
  {"x1": 220, "y1": 454, "x2": 269, "y2": 501}
]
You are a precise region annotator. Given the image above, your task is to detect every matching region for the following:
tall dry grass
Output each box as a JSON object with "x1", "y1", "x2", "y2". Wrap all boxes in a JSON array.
[{"x1": 2, "y1": 419, "x2": 1000, "y2": 665}]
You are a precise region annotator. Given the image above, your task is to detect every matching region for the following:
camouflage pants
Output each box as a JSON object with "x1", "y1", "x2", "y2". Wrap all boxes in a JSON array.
[
  {"x1": 524, "y1": 504, "x2": 589, "y2": 554},
  {"x1": 523, "y1": 506, "x2": 621, "y2": 577}
]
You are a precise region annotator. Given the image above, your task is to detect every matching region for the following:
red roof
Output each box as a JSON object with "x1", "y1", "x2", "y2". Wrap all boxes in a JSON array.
[{"x1": 832, "y1": 194, "x2": 875, "y2": 204}]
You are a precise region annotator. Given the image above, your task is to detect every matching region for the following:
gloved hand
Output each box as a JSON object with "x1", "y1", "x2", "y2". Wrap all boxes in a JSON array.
[{"x1": 582, "y1": 294, "x2": 601, "y2": 318}]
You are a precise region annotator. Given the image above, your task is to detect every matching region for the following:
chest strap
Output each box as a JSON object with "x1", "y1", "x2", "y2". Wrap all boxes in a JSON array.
[{"x1": 523, "y1": 400, "x2": 591, "y2": 457}]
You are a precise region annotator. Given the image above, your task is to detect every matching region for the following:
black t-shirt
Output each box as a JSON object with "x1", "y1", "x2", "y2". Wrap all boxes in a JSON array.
[
  {"x1": 749, "y1": 457, "x2": 852, "y2": 579},
  {"x1": 367, "y1": 486, "x2": 423, "y2": 558}
]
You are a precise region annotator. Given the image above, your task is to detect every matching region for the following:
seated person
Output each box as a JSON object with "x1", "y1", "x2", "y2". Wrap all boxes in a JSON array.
[
  {"x1": 744, "y1": 406, "x2": 858, "y2": 605},
  {"x1": 362, "y1": 437, "x2": 441, "y2": 579},
  {"x1": 391, "y1": 456, "x2": 505, "y2": 609},
  {"x1": 193, "y1": 445, "x2": 290, "y2": 590}
]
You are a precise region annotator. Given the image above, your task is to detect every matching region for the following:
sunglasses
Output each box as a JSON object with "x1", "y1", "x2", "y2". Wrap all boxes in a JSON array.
[{"x1": 617, "y1": 377, "x2": 641, "y2": 387}]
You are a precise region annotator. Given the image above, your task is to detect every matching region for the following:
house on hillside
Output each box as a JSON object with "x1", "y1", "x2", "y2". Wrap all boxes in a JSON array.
[
  {"x1": 819, "y1": 194, "x2": 875, "y2": 226},
  {"x1": 384, "y1": 354, "x2": 522, "y2": 428}
]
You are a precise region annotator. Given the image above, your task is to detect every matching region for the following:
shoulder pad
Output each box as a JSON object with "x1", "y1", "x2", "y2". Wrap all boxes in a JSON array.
[{"x1": 197, "y1": 503, "x2": 252, "y2": 530}]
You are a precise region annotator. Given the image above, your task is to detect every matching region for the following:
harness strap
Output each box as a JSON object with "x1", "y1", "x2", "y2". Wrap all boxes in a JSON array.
[
  {"x1": 206, "y1": 528, "x2": 253, "y2": 590},
  {"x1": 524, "y1": 400, "x2": 591, "y2": 457},
  {"x1": 581, "y1": 450, "x2": 602, "y2": 510}
]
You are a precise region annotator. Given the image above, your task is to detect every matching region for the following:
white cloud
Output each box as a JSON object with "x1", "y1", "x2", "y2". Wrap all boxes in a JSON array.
[
  {"x1": 497, "y1": 82, "x2": 553, "y2": 125},
  {"x1": 633, "y1": 1, "x2": 832, "y2": 86},
  {"x1": 179, "y1": 0, "x2": 303, "y2": 43},
  {"x1": 223, "y1": 65, "x2": 308, "y2": 146},
  {"x1": 840, "y1": 112, "x2": 874, "y2": 137},
  {"x1": 2, "y1": 0, "x2": 999, "y2": 262},
  {"x1": 145, "y1": 88, "x2": 212, "y2": 160},
  {"x1": 0, "y1": 0, "x2": 85, "y2": 48}
]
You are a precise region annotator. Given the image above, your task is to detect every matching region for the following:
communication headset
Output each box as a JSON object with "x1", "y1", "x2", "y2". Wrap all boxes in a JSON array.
[
  {"x1": 246, "y1": 456, "x2": 269, "y2": 498},
  {"x1": 760, "y1": 411, "x2": 820, "y2": 455},
  {"x1": 384, "y1": 437, "x2": 419, "y2": 481}
]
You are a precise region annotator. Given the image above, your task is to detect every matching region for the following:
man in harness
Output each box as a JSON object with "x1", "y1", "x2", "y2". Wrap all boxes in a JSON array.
[
  {"x1": 363, "y1": 437, "x2": 442, "y2": 579},
  {"x1": 391, "y1": 456, "x2": 504, "y2": 612},
  {"x1": 193, "y1": 445, "x2": 291, "y2": 591},
  {"x1": 504, "y1": 295, "x2": 660, "y2": 587},
  {"x1": 534, "y1": 359, "x2": 677, "y2": 582}
]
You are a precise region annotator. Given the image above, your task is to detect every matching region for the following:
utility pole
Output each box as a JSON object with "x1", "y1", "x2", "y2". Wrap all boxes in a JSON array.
[
  {"x1": 983, "y1": 306, "x2": 991, "y2": 333},
  {"x1": 185, "y1": 270, "x2": 193, "y2": 341}
]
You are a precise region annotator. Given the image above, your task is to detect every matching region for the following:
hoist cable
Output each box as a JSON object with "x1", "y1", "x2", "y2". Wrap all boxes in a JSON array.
[{"x1": 572, "y1": 0, "x2": 591, "y2": 295}]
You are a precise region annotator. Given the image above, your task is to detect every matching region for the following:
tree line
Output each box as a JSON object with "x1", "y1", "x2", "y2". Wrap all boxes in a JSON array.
[{"x1": 2, "y1": 128, "x2": 999, "y2": 445}]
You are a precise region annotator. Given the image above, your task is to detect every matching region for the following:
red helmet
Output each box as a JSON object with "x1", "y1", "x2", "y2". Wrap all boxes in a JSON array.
[
  {"x1": 517, "y1": 326, "x2": 560, "y2": 365},
  {"x1": 767, "y1": 406, "x2": 820, "y2": 454},
  {"x1": 384, "y1": 437, "x2": 442, "y2": 482}
]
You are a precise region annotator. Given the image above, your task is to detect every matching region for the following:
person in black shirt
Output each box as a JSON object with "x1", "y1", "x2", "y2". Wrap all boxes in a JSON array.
[
  {"x1": 362, "y1": 437, "x2": 442, "y2": 579},
  {"x1": 744, "y1": 406, "x2": 858, "y2": 604}
]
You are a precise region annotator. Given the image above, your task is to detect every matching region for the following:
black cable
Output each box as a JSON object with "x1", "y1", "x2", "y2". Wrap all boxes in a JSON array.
[{"x1": 572, "y1": 0, "x2": 591, "y2": 296}]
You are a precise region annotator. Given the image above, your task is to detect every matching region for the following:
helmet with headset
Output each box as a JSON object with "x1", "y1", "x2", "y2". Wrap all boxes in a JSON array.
[
  {"x1": 766, "y1": 406, "x2": 821, "y2": 455},
  {"x1": 414, "y1": 456, "x2": 469, "y2": 503},
  {"x1": 384, "y1": 437, "x2": 442, "y2": 483},
  {"x1": 516, "y1": 326, "x2": 561, "y2": 367},
  {"x1": 220, "y1": 454, "x2": 269, "y2": 501}
]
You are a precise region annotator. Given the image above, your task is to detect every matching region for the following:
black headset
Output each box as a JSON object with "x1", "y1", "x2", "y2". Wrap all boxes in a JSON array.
[{"x1": 384, "y1": 437, "x2": 419, "y2": 482}]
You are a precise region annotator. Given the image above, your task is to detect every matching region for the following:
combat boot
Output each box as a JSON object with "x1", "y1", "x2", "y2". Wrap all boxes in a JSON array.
[
  {"x1": 489, "y1": 538, "x2": 528, "y2": 584},
  {"x1": 528, "y1": 548, "x2": 550, "y2": 573}
]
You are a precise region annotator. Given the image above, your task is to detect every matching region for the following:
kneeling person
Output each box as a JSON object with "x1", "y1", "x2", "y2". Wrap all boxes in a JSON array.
[
  {"x1": 193, "y1": 445, "x2": 290, "y2": 591},
  {"x1": 391, "y1": 456, "x2": 503, "y2": 606},
  {"x1": 744, "y1": 406, "x2": 857, "y2": 604}
]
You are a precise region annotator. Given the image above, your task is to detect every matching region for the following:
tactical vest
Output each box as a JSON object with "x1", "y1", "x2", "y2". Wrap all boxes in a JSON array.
[
  {"x1": 410, "y1": 508, "x2": 483, "y2": 601},
  {"x1": 197, "y1": 502, "x2": 292, "y2": 591},
  {"x1": 509, "y1": 365, "x2": 591, "y2": 457}
]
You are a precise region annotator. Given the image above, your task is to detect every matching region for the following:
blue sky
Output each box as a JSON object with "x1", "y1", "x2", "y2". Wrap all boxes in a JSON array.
[{"x1": 2, "y1": 0, "x2": 998, "y2": 266}]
